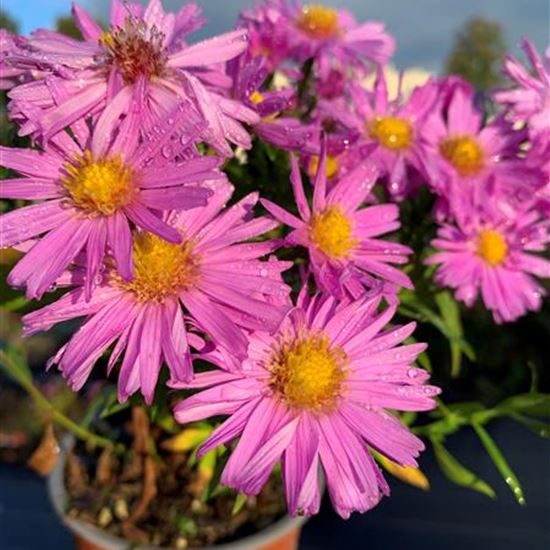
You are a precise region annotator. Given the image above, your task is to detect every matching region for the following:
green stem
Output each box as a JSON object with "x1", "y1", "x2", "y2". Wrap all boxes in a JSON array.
[
  {"x1": 397, "y1": 305, "x2": 425, "y2": 322},
  {"x1": 2, "y1": 295, "x2": 29, "y2": 312},
  {"x1": 0, "y1": 351, "x2": 125, "y2": 455}
]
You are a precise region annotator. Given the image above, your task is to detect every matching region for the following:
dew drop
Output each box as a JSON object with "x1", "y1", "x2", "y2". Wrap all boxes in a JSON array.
[{"x1": 161, "y1": 145, "x2": 173, "y2": 158}]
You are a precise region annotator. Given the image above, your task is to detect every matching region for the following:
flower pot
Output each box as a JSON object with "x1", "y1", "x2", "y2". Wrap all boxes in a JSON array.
[{"x1": 47, "y1": 438, "x2": 306, "y2": 550}]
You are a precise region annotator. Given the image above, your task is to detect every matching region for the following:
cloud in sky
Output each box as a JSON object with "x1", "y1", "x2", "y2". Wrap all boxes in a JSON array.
[{"x1": 4, "y1": 0, "x2": 548, "y2": 72}]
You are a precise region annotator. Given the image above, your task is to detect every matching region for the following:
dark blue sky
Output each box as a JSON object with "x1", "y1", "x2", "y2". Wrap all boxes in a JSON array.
[{"x1": 4, "y1": 0, "x2": 549, "y2": 72}]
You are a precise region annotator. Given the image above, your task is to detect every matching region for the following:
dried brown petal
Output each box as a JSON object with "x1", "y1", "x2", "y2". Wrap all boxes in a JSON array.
[
  {"x1": 95, "y1": 447, "x2": 115, "y2": 487},
  {"x1": 27, "y1": 422, "x2": 60, "y2": 476}
]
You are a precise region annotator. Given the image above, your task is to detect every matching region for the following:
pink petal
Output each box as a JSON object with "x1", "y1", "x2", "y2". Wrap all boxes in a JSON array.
[
  {"x1": 0, "y1": 199, "x2": 69, "y2": 247},
  {"x1": 72, "y1": 4, "x2": 103, "y2": 41},
  {"x1": 8, "y1": 217, "x2": 92, "y2": 299},
  {"x1": 289, "y1": 154, "x2": 311, "y2": 220},
  {"x1": 261, "y1": 198, "x2": 304, "y2": 229},
  {"x1": 124, "y1": 202, "x2": 181, "y2": 243},
  {"x1": 0, "y1": 177, "x2": 62, "y2": 200},
  {"x1": 167, "y1": 30, "x2": 248, "y2": 68},
  {"x1": 181, "y1": 290, "x2": 248, "y2": 359},
  {"x1": 284, "y1": 414, "x2": 322, "y2": 516}
]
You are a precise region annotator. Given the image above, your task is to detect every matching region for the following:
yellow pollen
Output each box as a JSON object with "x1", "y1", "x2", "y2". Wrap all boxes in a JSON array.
[
  {"x1": 269, "y1": 332, "x2": 348, "y2": 412},
  {"x1": 116, "y1": 233, "x2": 200, "y2": 303},
  {"x1": 99, "y1": 31, "x2": 115, "y2": 49},
  {"x1": 61, "y1": 151, "x2": 136, "y2": 216},
  {"x1": 296, "y1": 5, "x2": 341, "y2": 39},
  {"x1": 308, "y1": 154, "x2": 339, "y2": 179},
  {"x1": 477, "y1": 229, "x2": 508, "y2": 266},
  {"x1": 369, "y1": 116, "x2": 413, "y2": 150},
  {"x1": 439, "y1": 135, "x2": 484, "y2": 176},
  {"x1": 250, "y1": 90, "x2": 265, "y2": 104},
  {"x1": 249, "y1": 90, "x2": 280, "y2": 122},
  {"x1": 309, "y1": 205, "x2": 357, "y2": 258}
]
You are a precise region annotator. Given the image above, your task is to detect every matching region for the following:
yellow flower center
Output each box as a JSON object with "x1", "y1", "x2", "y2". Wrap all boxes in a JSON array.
[
  {"x1": 309, "y1": 205, "x2": 357, "y2": 258},
  {"x1": 308, "y1": 154, "x2": 339, "y2": 179},
  {"x1": 296, "y1": 5, "x2": 341, "y2": 39},
  {"x1": 439, "y1": 135, "x2": 484, "y2": 177},
  {"x1": 116, "y1": 232, "x2": 200, "y2": 303},
  {"x1": 269, "y1": 331, "x2": 348, "y2": 412},
  {"x1": 477, "y1": 229, "x2": 508, "y2": 266},
  {"x1": 61, "y1": 151, "x2": 136, "y2": 216},
  {"x1": 249, "y1": 91, "x2": 265, "y2": 104},
  {"x1": 100, "y1": 19, "x2": 167, "y2": 84},
  {"x1": 369, "y1": 116, "x2": 413, "y2": 150}
]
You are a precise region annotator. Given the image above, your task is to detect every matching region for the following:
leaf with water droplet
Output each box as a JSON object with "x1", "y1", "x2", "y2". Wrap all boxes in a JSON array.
[
  {"x1": 511, "y1": 414, "x2": 550, "y2": 439},
  {"x1": 471, "y1": 422, "x2": 526, "y2": 505}
]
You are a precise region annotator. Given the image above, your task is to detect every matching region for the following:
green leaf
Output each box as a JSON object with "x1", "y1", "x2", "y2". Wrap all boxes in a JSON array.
[
  {"x1": 435, "y1": 291, "x2": 461, "y2": 334},
  {"x1": 471, "y1": 423, "x2": 526, "y2": 505},
  {"x1": 99, "y1": 391, "x2": 131, "y2": 419},
  {"x1": 447, "y1": 401, "x2": 485, "y2": 418},
  {"x1": 400, "y1": 411, "x2": 418, "y2": 426},
  {"x1": 510, "y1": 414, "x2": 550, "y2": 438},
  {"x1": 497, "y1": 393, "x2": 550, "y2": 417},
  {"x1": 201, "y1": 447, "x2": 230, "y2": 502},
  {"x1": 405, "y1": 336, "x2": 433, "y2": 373},
  {"x1": 416, "y1": 350, "x2": 432, "y2": 373},
  {"x1": 81, "y1": 386, "x2": 116, "y2": 428},
  {"x1": 232, "y1": 493, "x2": 248, "y2": 516},
  {"x1": 432, "y1": 439, "x2": 496, "y2": 499},
  {"x1": 435, "y1": 291, "x2": 475, "y2": 377},
  {"x1": 2, "y1": 295, "x2": 29, "y2": 312},
  {"x1": 175, "y1": 516, "x2": 198, "y2": 537},
  {"x1": 401, "y1": 290, "x2": 476, "y2": 378}
]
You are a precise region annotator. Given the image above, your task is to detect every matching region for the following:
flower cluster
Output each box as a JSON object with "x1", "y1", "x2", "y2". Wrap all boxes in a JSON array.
[{"x1": 1, "y1": 0, "x2": 548, "y2": 523}]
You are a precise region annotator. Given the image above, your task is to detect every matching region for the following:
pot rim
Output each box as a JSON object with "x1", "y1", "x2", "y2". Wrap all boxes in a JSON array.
[{"x1": 47, "y1": 436, "x2": 307, "y2": 550}]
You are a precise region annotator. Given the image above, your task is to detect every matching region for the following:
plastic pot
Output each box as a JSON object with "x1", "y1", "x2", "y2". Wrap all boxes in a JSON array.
[{"x1": 47, "y1": 438, "x2": 306, "y2": 550}]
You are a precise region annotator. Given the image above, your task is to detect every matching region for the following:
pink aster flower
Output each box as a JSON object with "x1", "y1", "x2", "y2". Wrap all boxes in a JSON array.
[
  {"x1": 226, "y1": 50, "x2": 313, "y2": 153},
  {"x1": 22, "y1": 182, "x2": 292, "y2": 404},
  {"x1": 301, "y1": 132, "x2": 362, "y2": 184},
  {"x1": 0, "y1": 30, "x2": 31, "y2": 90},
  {"x1": 525, "y1": 131, "x2": 550, "y2": 216},
  {"x1": 0, "y1": 100, "x2": 219, "y2": 299},
  {"x1": 173, "y1": 289, "x2": 439, "y2": 518},
  {"x1": 261, "y1": 1, "x2": 394, "y2": 68},
  {"x1": 325, "y1": 68, "x2": 439, "y2": 199},
  {"x1": 7, "y1": 0, "x2": 257, "y2": 155},
  {"x1": 426, "y1": 202, "x2": 550, "y2": 323},
  {"x1": 261, "y1": 146, "x2": 413, "y2": 298},
  {"x1": 228, "y1": 53, "x2": 292, "y2": 120},
  {"x1": 494, "y1": 39, "x2": 550, "y2": 138},
  {"x1": 239, "y1": 2, "x2": 292, "y2": 72},
  {"x1": 314, "y1": 60, "x2": 350, "y2": 101},
  {"x1": 422, "y1": 85, "x2": 541, "y2": 210}
]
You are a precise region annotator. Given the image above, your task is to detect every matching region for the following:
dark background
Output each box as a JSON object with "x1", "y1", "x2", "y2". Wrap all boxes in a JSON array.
[{"x1": 1, "y1": 419, "x2": 548, "y2": 550}]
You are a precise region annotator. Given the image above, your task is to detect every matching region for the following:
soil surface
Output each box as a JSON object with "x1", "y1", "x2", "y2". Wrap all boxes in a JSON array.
[{"x1": 65, "y1": 408, "x2": 286, "y2": 548}]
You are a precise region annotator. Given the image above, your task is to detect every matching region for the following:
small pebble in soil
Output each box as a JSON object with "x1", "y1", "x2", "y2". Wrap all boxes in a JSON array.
[
  {"x1": 114, "y1": 499, "x2": 129, "y2": 520},
  {"x1": 98, "y1": 507, "x2": 113, "y2": 528},
  {"x1": 190, "y1": 499, "x2": 205, "y2": 513}
]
